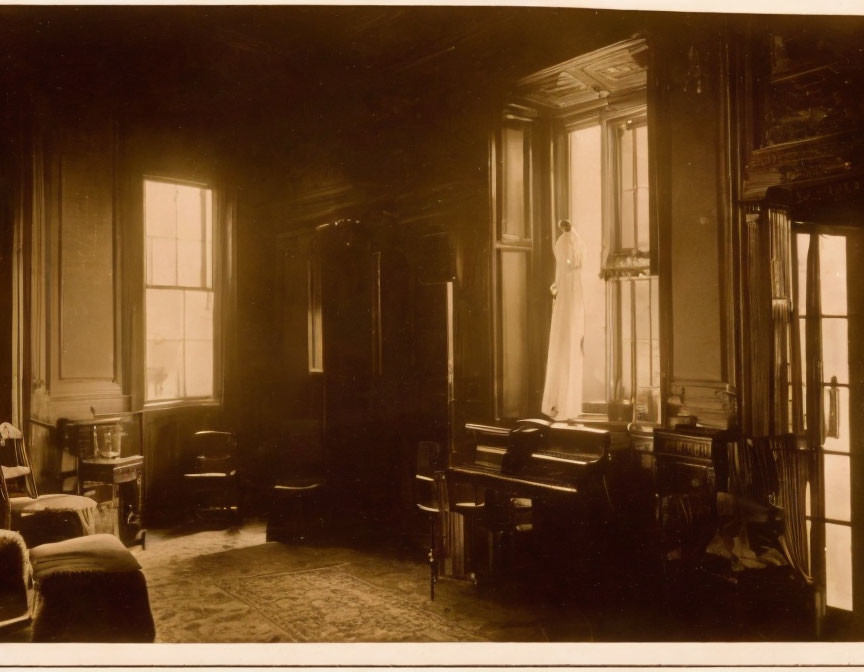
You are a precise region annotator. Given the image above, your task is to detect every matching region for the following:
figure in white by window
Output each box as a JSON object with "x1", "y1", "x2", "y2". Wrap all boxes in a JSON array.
[{"x1": 542, "y1": 219, "x2": 585, "y2": 421}]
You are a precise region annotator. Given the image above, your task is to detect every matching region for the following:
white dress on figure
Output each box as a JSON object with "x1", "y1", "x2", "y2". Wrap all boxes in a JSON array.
[{"x1": 542, "y1": 229, "x2": 585, "y2": 420}]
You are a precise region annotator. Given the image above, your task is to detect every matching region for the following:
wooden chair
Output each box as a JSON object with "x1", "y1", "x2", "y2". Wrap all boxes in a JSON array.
[
  {"x1": 415, "y1": 441, "x2": 445, "y2": 600},
  {"x1": 182, "y1": 430, "x2": 240, "y2": 523},
  {"x1": 0, "y1": 423, "x2": 99, "y2": 547}
]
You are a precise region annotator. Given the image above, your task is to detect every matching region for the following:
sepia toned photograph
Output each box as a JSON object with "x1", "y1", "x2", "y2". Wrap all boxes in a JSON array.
[{"x1": 0, "y1": 1, "x2": 862, "y2": 650}]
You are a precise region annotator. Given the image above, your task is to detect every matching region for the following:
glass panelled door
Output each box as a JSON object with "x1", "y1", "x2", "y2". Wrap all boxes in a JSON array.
[{"x1": 794, "y1": 226, "x2": 862, "y2": 630}]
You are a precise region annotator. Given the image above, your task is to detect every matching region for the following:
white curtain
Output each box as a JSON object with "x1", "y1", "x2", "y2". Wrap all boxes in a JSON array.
[{"x1": 542, "y1": 230, "x2": 585, "y2": 420}]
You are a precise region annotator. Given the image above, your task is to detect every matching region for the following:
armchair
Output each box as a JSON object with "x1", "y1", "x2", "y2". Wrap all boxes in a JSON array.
[{"x1": 0, "y1": 423, "x2": 99, "y2": 547}]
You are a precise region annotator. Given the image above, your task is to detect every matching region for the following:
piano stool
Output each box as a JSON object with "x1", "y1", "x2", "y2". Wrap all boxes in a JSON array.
[{"x1": 266, "y1": 480, "x2": 326, "y2": 543}]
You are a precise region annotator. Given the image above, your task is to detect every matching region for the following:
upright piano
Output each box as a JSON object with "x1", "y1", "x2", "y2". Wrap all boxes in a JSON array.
[
  {"x1": 451, "y1": 419, "x2": 611, "y2": 496},
  {"x1": 440, "y1": 419, "x2": 612, "y2": 579}
]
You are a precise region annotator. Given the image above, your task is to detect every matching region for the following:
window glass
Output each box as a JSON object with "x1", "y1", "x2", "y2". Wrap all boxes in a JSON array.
[
  {"x1": 177, "y1": 239, "x2": 204, "y2": 287},
  {"x1": 820, "y1": 234, "x2": 847, "y2": 316},
  {"x1": 205, "y1": 193, "x2": 213, "y2": 288},
  {"x1": 607, "y1": 115, "x2": 654, "y2": 423},
  {"x1": 821, "y1": 318, "x2": 848, "y2": 385},
  {"x1": 823, "y1": 454, "x2": 851, "y2": 522},
  {"x1": 503, "y1": 127, "x2": 527, "y2": 240},
  {"x1": 144, "y1": 179, "x2": 215, "y2": 401},
  {"x1": 185, "y1": 337, "x2": 214, "y2": 398},
  {"x1": 635, "y1": 124, "x2": 650, "y2": 251},
  {"x1": 148, "y1": 235, "x2": 177, "y2": 287},
  {"x1": 617, "y1": 281, "x2": 633, "y2": 402},
  {"x1": 796, "y1": 233, "x2": 810, "y2": 316},
  {"x1": 825, "y1": 523, "x2": 853, "y2": 611}
]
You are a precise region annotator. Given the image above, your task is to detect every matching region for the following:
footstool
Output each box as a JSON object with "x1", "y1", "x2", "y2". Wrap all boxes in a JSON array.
[
  {"x1": 29, "y1": 533, "x2": 155, "y2": 642},
  {"x1": 266, "y1": 480, "x2": 325, "y2": 543}
]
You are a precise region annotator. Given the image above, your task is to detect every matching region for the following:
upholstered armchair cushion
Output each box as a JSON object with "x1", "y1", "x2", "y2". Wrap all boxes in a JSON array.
[
  {"x1": 13, "y1": 493, "x2": 99, "y2": 546},
  {"x1": 14, "y1": 494, "x2": 97, "y2": 513},
  {"x1": 30, "y1": 534, "x2": 154, "y2": 642},
  {"x1": 30, "y1": 534, "x2": 141, "y2": 577}
]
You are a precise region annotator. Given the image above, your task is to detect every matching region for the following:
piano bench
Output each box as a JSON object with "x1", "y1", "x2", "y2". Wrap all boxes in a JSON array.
[{"x1": 266, "y1": 481, "x2": 325, "y2": 543}]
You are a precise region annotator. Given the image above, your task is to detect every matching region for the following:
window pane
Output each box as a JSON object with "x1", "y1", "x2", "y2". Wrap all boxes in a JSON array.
[
  {"x1": 144, "y1": 181, "x2": 178, "y2": 239},
  {"x1": 148, "y1": 236, "x2": 177, "y2": 286},
  {"x1": 823, "y1": 385, "x2": 850, "y2": 453},
  {"x1": 620, "y1": 191, "x2": 635, "y2": 249},
  {"x1": 503, "y1": 127, "x2": 526, "y2": 239},
  {"x1": 635, "y1": 124, "x2": 648, "y2": 187},
  {"x1": 634, "y1": 279, "x2": 651, "y2": 342},
  {"x1": 820, "y1": 234, "x2": 847, "y2": 316},
  {"x1": 636, "y1": 340, "x2": 650, "y2": 392},
  {"x1": 636, "y1": 187, "x2": 650, "y2": 251},
  {"x1": 635, "y1": 124, "x2": 650, "y2": 252},
  {"x1": 205, "y1": 191, "x2": 213, "y2": 289},
  {"x1": 823, "y1": 454, "x2": 851, "y2": 522},
  {"x1": 619, "y1": 126, "x2": 633, "y2": 192},
  {"x1": 825, "y1": 523, "x2": 853, "y2": 611},
  {"x1": 618, "y1": 282, "x2": 632, "y2": 401},
  {"x1": 501, "y1": 250, "x2": 528, "y2": 417},
  {"x1": 177, "y1": 239, "x2": 204, "y2": 287},
  {"x1": 146, "y1": 339, "x2": 182, "y2": 401},
  {"x1": 821, "y1": 318, "x2": 848, "y2": 384},
  {"x1": 796, "y1": 233, "x2": 810, "y2": 316},
  {"x1": 146, "y1": 288, "x2": 183, "y2": 341},
  {"x1": 146, "y1": 289, "x2": 184, "y2": 401},
  {"x1": 185, "y1": 338, "x2": 213, "y2": 398},
  {"x1": 569, "y1": 126, "x2": 602, "y2": 234},
  {"x1": 175, "y1": 184, "x2": 204, "y2": 241},
  {"x1": 184, "y1": 290, "x2": 214, "y2": 341},
  {"x1": 617, "y1": 124, "x2": 637, "y2": 251},
  {"x1": 184, "y1": 291, "x2": 213, "y2": 398}
]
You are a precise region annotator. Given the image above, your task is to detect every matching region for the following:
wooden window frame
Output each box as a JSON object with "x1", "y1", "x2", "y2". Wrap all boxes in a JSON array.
[{"x1": 141, "y1": 176, "x2": 223, "y2": 407}]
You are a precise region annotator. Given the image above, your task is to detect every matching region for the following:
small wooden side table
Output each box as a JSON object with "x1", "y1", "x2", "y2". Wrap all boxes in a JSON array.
[{"x1": 78, "y1": 455, "x2": 146, "y2": 549}]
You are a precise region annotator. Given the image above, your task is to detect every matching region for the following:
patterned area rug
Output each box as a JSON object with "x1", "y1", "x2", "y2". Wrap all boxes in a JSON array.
[
  {"x1": 134, "y1": 523, "x2": 595, "y2": 643},
  {"x1": 216, "y1": 566, "x2": 480, "y2": 642},
  {"x1": 135, "y1": 524, "x2": 488, "y2": 643}
]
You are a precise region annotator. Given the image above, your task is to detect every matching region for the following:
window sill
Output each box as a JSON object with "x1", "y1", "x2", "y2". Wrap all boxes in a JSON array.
[{"x1": 143, "y1": 398, "x2": 221, "y2": 413}]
